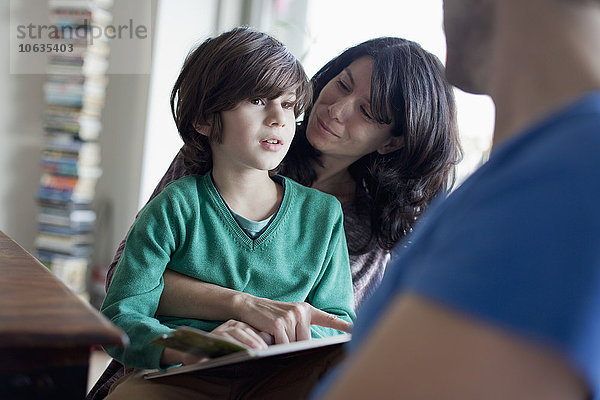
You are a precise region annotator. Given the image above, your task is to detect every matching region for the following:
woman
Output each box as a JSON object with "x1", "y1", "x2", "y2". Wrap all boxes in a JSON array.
[{"x1": 88, "y1": 36, "x2": 460, "y2": 399}]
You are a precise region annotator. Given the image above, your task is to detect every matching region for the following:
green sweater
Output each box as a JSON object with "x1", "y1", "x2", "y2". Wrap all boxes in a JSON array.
[{"x1": 101, "y1": 174, "x2": 355, "y2": 369}]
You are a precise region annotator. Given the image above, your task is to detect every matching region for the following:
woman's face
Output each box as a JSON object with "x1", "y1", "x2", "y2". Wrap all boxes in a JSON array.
[{"x1": 306, "y1": 56, "x2": 399, "y2": 164}]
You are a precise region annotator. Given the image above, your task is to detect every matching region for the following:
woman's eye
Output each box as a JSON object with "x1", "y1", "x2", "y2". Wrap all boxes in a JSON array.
[
  {"x1": 336, "y1": 79, "x2": 350, "y2": 92},
  {"x1": 250, "y1": 98, "x2": 265, "y2": 105},
  {"x1": 361, "y1": 107, "x2": 374, "y2": 121}
]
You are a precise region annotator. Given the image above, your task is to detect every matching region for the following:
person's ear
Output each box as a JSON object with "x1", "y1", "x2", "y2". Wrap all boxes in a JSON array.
[
  {"x1": 193, "y1": 122, "x2": 211, "y2": 137},
  {"x1": 377, "y1": 136, "x2": 404, "y2": 155}
]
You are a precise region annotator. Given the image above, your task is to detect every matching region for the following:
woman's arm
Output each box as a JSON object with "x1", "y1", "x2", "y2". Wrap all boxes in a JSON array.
[{"x1": 158, "y1": 270, "x2": 352, "y2": 344}]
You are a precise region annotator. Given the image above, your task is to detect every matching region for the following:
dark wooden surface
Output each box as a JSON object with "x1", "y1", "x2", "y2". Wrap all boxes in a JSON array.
[{"x1": 0, "y1": 230, "x2": 127, "y2": 398}]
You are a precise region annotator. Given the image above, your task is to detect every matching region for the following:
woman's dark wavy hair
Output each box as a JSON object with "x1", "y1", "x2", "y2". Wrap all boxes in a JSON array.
[
  {"x1": 282, "y1": 37, "x2": 462, "y2": 253},
  {"x1": 170, "y1": 27, "x2": 311, "y2": 175}
]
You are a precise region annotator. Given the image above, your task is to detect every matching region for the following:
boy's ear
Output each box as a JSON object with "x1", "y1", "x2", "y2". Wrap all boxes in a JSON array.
[
  {"x1": 377, "y1": 136, "x2": 405, "y2": 155},
  {"x1": 193, "y1": 122, "x2": 211, "y2": 137}
]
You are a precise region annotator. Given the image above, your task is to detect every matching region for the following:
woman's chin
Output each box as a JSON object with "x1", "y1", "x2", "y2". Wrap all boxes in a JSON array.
[{"x1": 305, "y1": 129, "x2": 325, "y2": 152}]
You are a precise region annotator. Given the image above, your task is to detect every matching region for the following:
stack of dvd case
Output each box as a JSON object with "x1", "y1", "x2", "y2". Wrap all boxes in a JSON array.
[{"x1": 35, "y1": 0, "x2": 112, "y2": 297}]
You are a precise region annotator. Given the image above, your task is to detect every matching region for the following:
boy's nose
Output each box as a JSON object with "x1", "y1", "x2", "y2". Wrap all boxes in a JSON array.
[{"x1": 266, "y1": 105, "x2": 286, "y2": 127}]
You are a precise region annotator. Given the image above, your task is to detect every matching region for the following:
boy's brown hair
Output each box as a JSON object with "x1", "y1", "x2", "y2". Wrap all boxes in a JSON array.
[{"x1": 170, "y1": 27, "x2": 312, "y2": 175}]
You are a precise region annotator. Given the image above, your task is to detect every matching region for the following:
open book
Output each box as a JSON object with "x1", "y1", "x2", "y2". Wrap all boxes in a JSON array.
[{"x1": 144, "y1": 326, "x2": 351, "y2": 379}]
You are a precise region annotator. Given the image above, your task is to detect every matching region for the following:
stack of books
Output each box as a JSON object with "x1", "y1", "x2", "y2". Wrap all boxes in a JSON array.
[{"x1": 35, "y1": 0, "x2": 112, "y2": 297}]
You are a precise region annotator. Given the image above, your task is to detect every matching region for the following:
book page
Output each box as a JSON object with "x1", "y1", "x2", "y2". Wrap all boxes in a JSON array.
[{"x1": 146, "y1": 328, "x2": 351, "y2": 379}]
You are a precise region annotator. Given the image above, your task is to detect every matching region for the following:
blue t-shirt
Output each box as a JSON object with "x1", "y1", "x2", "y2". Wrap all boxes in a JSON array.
[{"x1": 315, "y1": 91, "x2": 600, "y2": 398}]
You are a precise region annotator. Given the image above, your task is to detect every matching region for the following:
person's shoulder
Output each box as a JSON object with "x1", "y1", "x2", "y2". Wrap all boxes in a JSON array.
[
  {"x1": 280, "y1": 177, "x2": 344, "y2": 227},
  {"x1": 518, "y1": 93, "x2": 600, "y2": 179},
  {"x1": 282, "y1": 176, "x2": 342, "y2": 210},
  {"x1": 162, "y1": 174, "x2": 204, "y2": 190},
  {"x1": 153, "y1": 174, "x2": 207, "y2": 203},
  {"x1": 527, "y1": 91, "x2": 600, "y2": 152}
]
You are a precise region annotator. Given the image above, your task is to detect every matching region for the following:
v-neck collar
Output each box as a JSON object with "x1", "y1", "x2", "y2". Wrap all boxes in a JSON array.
[{"x1": 201, "y1": 173, "x2": 290, "y2": 249}]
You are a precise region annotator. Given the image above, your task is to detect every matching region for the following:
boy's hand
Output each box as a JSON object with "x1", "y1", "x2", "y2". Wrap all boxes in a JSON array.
[
  {"x1": 211, "y1": 319, "x2": 270, "y2": 349},
  {"x1": 232, "y1": 294, "x2": 353, "y2": 344}
]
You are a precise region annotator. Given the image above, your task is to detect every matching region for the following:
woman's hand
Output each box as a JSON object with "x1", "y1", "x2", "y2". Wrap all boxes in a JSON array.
[
  {"x1": 210, "y1": 319, "x2": 271, "y2": 349},
  {"x1": 232, "y1": 294, "x2": 353, "y2": 344}
]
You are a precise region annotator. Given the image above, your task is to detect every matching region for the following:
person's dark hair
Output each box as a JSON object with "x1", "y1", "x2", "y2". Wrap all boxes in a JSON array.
[
  {"x1": 282, "y1": 37, "x2": 462, "y2": 253},
  {"x1": 171, "y1": 27, "x2": 312, "y2": 175}
]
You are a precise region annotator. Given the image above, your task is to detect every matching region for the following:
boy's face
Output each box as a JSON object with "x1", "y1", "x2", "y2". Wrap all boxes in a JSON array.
[{"x1": 211, "y1": 93, "x2": 297, "y2": 172}]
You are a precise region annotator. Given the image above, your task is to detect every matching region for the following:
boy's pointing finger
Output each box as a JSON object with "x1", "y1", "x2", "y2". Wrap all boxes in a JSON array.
[{"x1": 310, "y1": 307, "x2": 353, "y2": 333}]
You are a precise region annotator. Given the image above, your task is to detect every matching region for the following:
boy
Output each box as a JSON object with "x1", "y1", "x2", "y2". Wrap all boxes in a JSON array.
[{"x1": 101, "y1": 27, "x2": 355, "y2": 373}]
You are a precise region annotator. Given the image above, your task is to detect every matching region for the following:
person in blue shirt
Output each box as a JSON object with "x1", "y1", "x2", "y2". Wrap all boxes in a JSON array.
[{"x1": 316, "y1": 0, "x2": 600, "y2": 398}]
